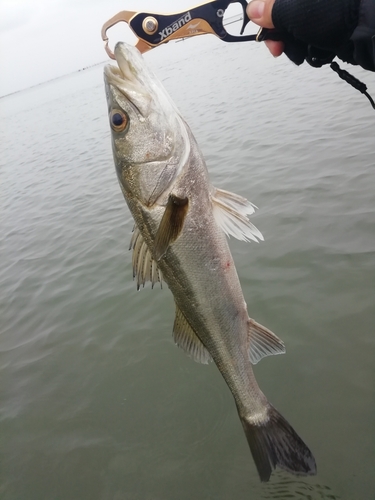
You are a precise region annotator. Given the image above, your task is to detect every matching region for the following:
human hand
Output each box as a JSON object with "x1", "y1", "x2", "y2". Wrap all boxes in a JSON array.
[
  {"x1": 246, "y1": 0, "x2": 284, "y2": 58},
  {"x1": 246, "y1": 0, "x2": 363, "y2": 68}
]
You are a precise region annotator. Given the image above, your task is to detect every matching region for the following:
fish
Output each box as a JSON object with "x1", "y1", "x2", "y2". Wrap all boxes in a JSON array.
[{"x1": 103, "y1": 41, "x2": 316, "y2": 482}]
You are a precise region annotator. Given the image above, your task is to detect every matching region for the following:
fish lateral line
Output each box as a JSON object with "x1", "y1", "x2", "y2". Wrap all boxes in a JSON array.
[{"x1": 104, "y1": 41, "x2": 317, "y2": 483}]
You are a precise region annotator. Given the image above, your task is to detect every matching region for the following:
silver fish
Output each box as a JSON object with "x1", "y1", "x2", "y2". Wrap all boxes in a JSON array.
[{"x1": 104, "y1": 42, "x2": 316, "y2": 482}]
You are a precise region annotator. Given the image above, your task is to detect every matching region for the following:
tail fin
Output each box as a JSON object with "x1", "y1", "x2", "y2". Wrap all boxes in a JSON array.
[{"x1": 240, "y1": 405, "x2": 317, "y2": 482}]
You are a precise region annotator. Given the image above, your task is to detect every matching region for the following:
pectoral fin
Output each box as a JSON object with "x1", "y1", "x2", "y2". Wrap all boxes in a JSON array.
[
  {"x1": 130, "y1": 226, "x2": 163, "y2": 289},
  {"x1": 173, "y1": 305, "x2": 212, "y2": 364},
  {"x1": 211, "y1": 187, "x2": 264, "y2": 242},
  {"x1": 154, "y1": 194, "x2": 189, "y2": 261},
  {"x1": 247, "y1": 318, "x2": 285, "y2": 365}
]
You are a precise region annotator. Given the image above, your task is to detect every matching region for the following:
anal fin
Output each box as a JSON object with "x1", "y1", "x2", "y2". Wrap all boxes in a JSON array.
[
  {"x1": 173, "y1": 305, "x2": 212, "y2": 364},
  {"x1": 247, "y1": 318, "x2": 285, "y2": 365}
]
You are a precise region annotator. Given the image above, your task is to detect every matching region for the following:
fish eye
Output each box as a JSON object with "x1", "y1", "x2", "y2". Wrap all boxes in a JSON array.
[{"x1": 110, "y1": 109, "x2": 128, "y2": 132}]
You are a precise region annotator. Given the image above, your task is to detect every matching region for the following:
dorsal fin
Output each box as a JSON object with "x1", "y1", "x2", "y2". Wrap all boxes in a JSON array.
[
  {"x1": 211, "y1": 187, "x2": 264, "y2": 242},
  {"x1": 173, "y1": 305, "x2": 212, "y2": 364},
  {"x1": 154, "y1": 194, "x2": 189, "y2": 261},
  {"x1": 129, "y1": 226, "x2": 163, "y2": 289},
  {"x1": 247, "y1": 318, "x2": 285, "y2": 365}
]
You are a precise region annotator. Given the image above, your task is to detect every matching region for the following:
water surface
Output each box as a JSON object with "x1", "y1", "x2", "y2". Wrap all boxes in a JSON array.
[{"x1": 1, "y1": 36, "x2": 374, "y2": 500}]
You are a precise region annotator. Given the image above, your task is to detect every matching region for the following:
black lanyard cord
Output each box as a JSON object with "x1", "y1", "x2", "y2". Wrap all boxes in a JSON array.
[{"x1": 330, "y1": 61, "x2": 375, "y2": 110}]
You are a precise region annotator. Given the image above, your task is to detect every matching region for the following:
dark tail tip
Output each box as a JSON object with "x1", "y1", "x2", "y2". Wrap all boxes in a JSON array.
[{"x1": 240, "y1": 405, "x2": 317, "y2": 482}]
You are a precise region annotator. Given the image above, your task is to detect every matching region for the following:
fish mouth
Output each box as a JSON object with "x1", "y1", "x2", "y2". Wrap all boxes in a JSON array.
[
  {"x1": 104, "y1": 42, "x2": 151, "y2": 117},
  {"x1": 104, "y1": 41, "x2": 191, "y2": 176}
]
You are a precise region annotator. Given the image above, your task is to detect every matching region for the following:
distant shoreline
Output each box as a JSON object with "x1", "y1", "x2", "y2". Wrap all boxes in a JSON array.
[
  {"x1": 0, "y1": 60, "x2": 107, "y2": 99},
  {"x1": 0, "y1": 15, "x2": 244, "y2": 99}
]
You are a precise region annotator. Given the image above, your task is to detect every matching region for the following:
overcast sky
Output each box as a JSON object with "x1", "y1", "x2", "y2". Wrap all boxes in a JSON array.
[{"x1": 0, "y1": 0, "x2": 197, "y2": 96}]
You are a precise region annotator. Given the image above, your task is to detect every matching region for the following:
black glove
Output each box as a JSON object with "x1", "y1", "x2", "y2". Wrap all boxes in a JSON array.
[{"x1": 271, "y1": 0, "x2": 362, "y2": 68}]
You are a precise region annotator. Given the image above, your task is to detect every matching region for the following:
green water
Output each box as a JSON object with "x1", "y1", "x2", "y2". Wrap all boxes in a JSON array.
[{"x1": 1, "y1": 36, "x2": 374, "y2": 499}]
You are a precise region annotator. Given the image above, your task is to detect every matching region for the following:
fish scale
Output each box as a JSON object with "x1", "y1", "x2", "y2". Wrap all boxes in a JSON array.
[{"x1": 104, "y1": 41, "x2": 316, "y2": 482}]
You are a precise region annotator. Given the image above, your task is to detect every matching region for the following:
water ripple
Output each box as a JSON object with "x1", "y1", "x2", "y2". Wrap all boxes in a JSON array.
[{"x1": 1, "y1": 37, "x2": 374, "y2": 500}]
